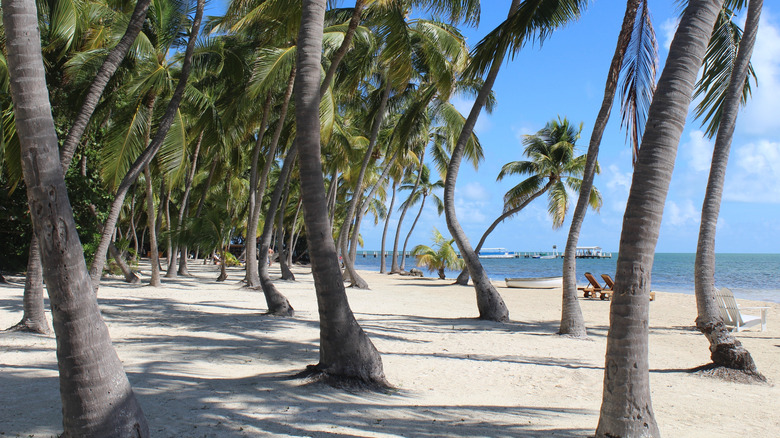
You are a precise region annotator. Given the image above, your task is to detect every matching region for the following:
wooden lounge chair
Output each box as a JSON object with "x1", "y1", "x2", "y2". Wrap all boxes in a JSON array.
[
  {"x1": 715, "y1": 287, "x2": 768, "y2": 332},
  {"x1": 600, "y1": 274, "x2": 656, "y2": 301},
  {"x1": 578, "y1": 272, "x2": 603, "y2": 298}
]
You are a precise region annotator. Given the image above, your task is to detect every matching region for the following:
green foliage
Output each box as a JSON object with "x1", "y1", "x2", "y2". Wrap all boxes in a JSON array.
[{"x1": 411, "y1": 227, "x2": 463, "y2": 279}]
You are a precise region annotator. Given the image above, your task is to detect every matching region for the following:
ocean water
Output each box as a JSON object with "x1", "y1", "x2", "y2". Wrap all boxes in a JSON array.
[{"x1": 353, "y1": 253, "x2": 780, "y2": 303}]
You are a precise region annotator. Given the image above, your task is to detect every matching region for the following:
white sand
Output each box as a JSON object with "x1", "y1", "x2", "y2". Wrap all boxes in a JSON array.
[{"x1": 1, "y1": 261, "x2": 778, "y2": 437}]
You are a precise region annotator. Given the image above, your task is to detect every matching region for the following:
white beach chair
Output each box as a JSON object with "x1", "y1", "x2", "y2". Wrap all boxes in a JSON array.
[{"x1": 715, "y1": 287, "x2": 768, "y2": 332}]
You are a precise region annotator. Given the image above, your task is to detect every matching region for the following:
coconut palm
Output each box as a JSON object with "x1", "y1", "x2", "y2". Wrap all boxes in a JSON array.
[
  {"x1": 560, "y1": 0, "x2": 658, "y2": 337},
  {"x1": 412, "y1": 228, "x2": 462, "y2": 279},
  {"x1": 444, "y1": 0, "x2": 588, "y2": 322},
  {"x1": 457, "y1": 117, "x2": 600, "y2": 285},
  {"x1": 3, "y1": 0, "x2": 149, "y2": 433},
  {"x1": 294, "y1": 0, "x2": 387, "y2": 386},
  {"x1": 595, "y1": 1, "x2": 723, "y2": 436},
  {"x1": 398, "y1": 164, "x2": 444, "y2": 271},
  {"x1": 694, "y1": 0, "x2": 763, "y2": 377}
]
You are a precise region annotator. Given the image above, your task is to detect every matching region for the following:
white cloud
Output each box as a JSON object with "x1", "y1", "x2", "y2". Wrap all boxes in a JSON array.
[
  {"x1": 661, "y1": 17, "x2": 679, "y2": 52},
  {"x1": 740, "y1": 10, "x2": 780, "y2": 135},
  {"x1": 725, "y1": 140, "x2": 780, "y2": 202},
  {"x1": 605, "y1": 164, "x2": 632, "y2": 194},
  {"x1": 459, "y1": 181, "x2": 491, "y2": 202},
  {"x1": 604, "y1": 164, "x2": 632, "y2": 215},
  {"x1": 683, "y1": 130, "x2": 714, "y2": 172},
  {"x1": 664, "y1": 199, "x2": 700, "y2": 227}
]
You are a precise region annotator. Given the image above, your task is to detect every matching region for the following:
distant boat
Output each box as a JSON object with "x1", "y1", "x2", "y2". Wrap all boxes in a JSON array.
[
  {"x1": 535, "y1": 245, "x2": 559, "y2": 259},
  {"x1": 478, "y1": 248, "x2": 514, "y2": 259},
  {"x1": 505, "y1": 276, "x2": 563, "y2": 289}
]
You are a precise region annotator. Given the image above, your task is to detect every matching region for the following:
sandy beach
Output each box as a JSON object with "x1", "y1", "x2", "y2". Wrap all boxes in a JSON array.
[{"x1": 1, "y1": 261, "x2": 778, "y2": 437}]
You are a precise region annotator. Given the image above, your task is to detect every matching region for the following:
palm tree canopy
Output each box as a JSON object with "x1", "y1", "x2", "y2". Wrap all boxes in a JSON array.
[{"x1": 411, "y1": 227, "x2": 463, "y2": 274}]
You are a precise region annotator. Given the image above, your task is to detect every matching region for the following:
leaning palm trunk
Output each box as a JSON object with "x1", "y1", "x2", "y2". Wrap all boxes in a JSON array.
[
  {"x1": 12, "y1": 0, "x2": 152, "y2": 334},
  {"x1": 456, "y1": 182, "x2": 553, "y2": 285},
  {"x1": 340, "y1": 82, "x2": 391, "y2": 288},
  {"x1": 258, "y1": 147, "x2": 297, "y2": 316},
  {"x1": 143, "y1": 166, "x2": 161, "y2": 287},
  {"x1": 561, "y1": 0, "x2": 641, "y2": 337},
  {"x1": 88, "y1": 0, "x2": 205, "y2": 292},
  {"x1": 7, "y1": 236, "x2": 50, "y2": 333},
  {"x1": 4, "y1": 0, "x2": 149, "y2": 433},
  {"x1": 177, "y1": 132, "x2": 204, "y2": 276},
  {"x1": 245, "y1": 92, "x2": 275, "y2": 286},
  {"x1": 400, "y1": 194, "x2": 427, "y2": 271},
  {"x1": 391, "y1": 151, "x2": 425, "y2": 273},
  {"x1": 379, "y1": 181, "x2": 398, "y2": 273},
  {"x1": 595, "y1": 1, "x2": 722, "y2": 436},
  {"x1": 276, "y1": 172, "x2": 296, "y2": 280},
  {"x1": 295, "y1": 0, "x2": 387, "y2": 386},
  {"x1": 694, "y1": 0, "x2": 763, "y2": 377}
]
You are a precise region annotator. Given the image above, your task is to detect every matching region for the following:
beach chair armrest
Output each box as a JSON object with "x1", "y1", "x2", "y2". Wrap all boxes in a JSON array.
[{"x1": 740, "y1": 306, "x2": 769, "y2": 310}]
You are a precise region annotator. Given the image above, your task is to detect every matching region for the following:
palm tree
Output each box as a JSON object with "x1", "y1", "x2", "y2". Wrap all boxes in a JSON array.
[
  {"x1": 398, "y1": 164, "x2": 444, "y2": 271},
  {"x1": 294, "y1": 0, "x2": 387, "y2": 386},
  {"x1": 444, "y1": 0, "x2": 587, "y2": 322},
  {"x1": 694, "y1": 0, "x2": 763, "y2": 377},
  {"x1": 560, "y1": 0, "x2": 657, "y2": 338},
  {"x1": 595, "y1": 1, "x2": 723, "y2": 436},
  {"x1": 412, "y1": 228, "x2": 463, "y2": 279},
  {"x1": 3, "y1": 0, "x2": 149, "y2": 433},
  {"x1": 457, "y1": 117, "x2": 600, "y2": 284}
]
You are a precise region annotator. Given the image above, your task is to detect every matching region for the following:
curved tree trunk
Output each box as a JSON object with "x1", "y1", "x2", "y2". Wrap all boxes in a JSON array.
[
  {"x1": 442, "y1": 1, "x2": 521, "y2": 322},
  {"x1": 164, "y1": 186, "x2": 176, "y2": 277},
  {"x1": 379, "y1": 181, "x2": 398, "y2": 273},
  {"x1": 456, "y1": 183, "x2": 553, "y2": 285},
  {"x1": 295, "y1": 0, "x2": 387, "y2": 387},
  {"x1": 694, "y1": 0, "x2": 763, "y2": 376},
  {"x1": 339, "y1": 80, "x2": 391, "y2": 289},
  {"x1": 595, "y1": 2, "x2": 722, "y2": 436},
  {"x1": 258, "y1": 147, "x2": 297, "y2": 316},
  {"x1": 7, "y1": 236, "x2": 50, "y2": 333},
  {"x1": 391, "y1": 150, "x2": 425, "y2": 274},
  {"x1": 400, "y1": 194, "x2": 427, "y2": 271},
  {"x1": 88, "y1": 0, "x2": 205, "y2": 292},
  {"x1": 4, "y1": 0, "x2": 149, "y2": 433},
  {"x1": 143, "y1": 166, "x2": 161, "y2": 287},
  {"x1": 245, "y1": 92, "x2": 274, "y2": 286},
  {"x1": 287, "y1": 198, "x2": 302, "y2": 265},
  {"x1": 326, "y1": 170, "x2": 339, "y2": 227},
  {"x1": 560, "y1": 0, "x2": 641, "y2": 338},
  {"x1": 109, "y1": 242, "x2": 141, "y2": 284}
]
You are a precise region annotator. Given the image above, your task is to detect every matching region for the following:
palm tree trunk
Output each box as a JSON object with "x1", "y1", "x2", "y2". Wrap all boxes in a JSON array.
[
  {"x1": 287, "y1": 197, "x2": 303, "y2": 265},
  {"x1": 245, "y1": 92, "x2": 274, "y2": 286},
  {"x1": 164, "y1": 186, "x2": 176, "y2": 277},
  {"x1": 443, "y1": 1, "x2": 522, "y2": 322},
  {"x1": 596, "y1": 2, "x2": 722, "y2": 436},
  {"x1": 88, "y1": 0, "x2": 205, "y2": 292},
  {"x1": 400, "y1": 194, "x2": 427, "y2": 271},
  {"x1": 694, "y1": 0, "x2": 762, "y2": 376},
  {"x1": 326, "y1": 170, "x2": 339, "y2": 226},
  {"x1": 392, "y1": 150, "x2": 425, "y2": 273},
  {"x1": 7, "y1": 236, "x2": 50, "y2": 333},
  {"x1": 4, "y1": 0, "x2": 149, "y2": 433},
  {"x1": 144, "y1": 166, "x2": 161, "y2": 287},
  {"x1": 561, "y1": 0, "x2": 641, "y2": 338},
  {"x1": 340, "y1": 80, "x2": 391, "y2": 288},
  {"x1": 456, "y1": 183, "x2": 553, "y2": 285},
  {"x1": 276, "y1": 172, "x2": 295, "y2": 280},
  {"x1": 320, "y1": 0, "x2": 366, "y2": 95},
  {"x1": 248, "y1": 67, "x2": 296, "y2": 287},
  {"x1": 258, "y1": 147, "x2": 296, "y2": 316},
  {"x1": 177, "y1": 132, "x2": 203, "y2": 276},
  {"x1": 380, "y1": 181, "x2": 398, "y2": 274},
  {"x1": 295, "y1": 0, "x2": 387, "y2": 386}
]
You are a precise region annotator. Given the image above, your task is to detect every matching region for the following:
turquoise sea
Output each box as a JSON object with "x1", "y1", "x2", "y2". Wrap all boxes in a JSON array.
[{"x1": 353, "y1": 253, "x2": 780, "y2": 303}]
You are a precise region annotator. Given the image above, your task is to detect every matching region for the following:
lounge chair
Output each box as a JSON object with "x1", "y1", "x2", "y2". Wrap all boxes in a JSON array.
[
  {"x1": 578, "y1": 272, "x2": 603, "y2": 298},
  {"x1": 600, "y1": 274, "x2": 656, "y2": 301},
  {"x1": 715, "y1": 287, "x2": 768, "y2": 332}
]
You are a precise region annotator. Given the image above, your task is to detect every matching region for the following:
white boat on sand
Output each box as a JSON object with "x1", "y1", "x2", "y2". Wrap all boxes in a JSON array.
[{"x1": 505, "y1": 276, "x2": 563, "y2": 289}]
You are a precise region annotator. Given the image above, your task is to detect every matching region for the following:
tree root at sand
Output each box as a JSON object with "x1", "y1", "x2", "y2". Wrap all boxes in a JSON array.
[{"x1": 691, "y1": 363, "x2": 767, "y2": 384}]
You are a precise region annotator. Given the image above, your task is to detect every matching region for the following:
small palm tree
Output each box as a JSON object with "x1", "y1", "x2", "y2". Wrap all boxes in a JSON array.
[{"x1": 411, "y1": 228, "x2": 463, "y2": 280}]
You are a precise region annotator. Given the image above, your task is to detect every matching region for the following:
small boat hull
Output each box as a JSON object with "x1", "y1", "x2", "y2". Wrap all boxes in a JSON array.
[{"x1": 505, "y1": 276, "x2": 563, "y2": 289}]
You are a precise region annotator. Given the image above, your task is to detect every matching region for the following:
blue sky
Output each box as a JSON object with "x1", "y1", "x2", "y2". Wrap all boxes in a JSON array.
[
  {"x1": 209, "y1": 1, "x2": 780, "y2": 254},
  {"x1": 357, "y1": 2, "x2": 780, "y2": 254}
]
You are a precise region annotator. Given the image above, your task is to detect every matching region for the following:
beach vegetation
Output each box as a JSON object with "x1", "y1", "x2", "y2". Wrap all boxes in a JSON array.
[{"x1": 412, "y1": 227, "x2": 463, "y2": 279}]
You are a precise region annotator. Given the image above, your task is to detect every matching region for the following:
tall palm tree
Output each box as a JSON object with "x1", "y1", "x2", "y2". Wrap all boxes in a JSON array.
[
  {"x1": 295, "y1": 0, "x2": 387, "y2": 386},
  {"x1": 694, "y1": 0, "x2": 763, "y2": 377},
  {"x1": 595, "y1": 1, "x2": 723, "y2": 436},
  {"x1": 457, "y1": 117, "x2": 600, "y2": 284},
  {"x1": 560, "y1": 0, "x2": 657, "y2": 337},
  {"x1": 445, "y1": 0, "x2": 587, "y2": 322},
  {"x1": 411, "y1": 227, "x2": 463, "y2": 279},
  {"x1": 3, "y1": 0, "x2": 149, "y2": 434}
]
